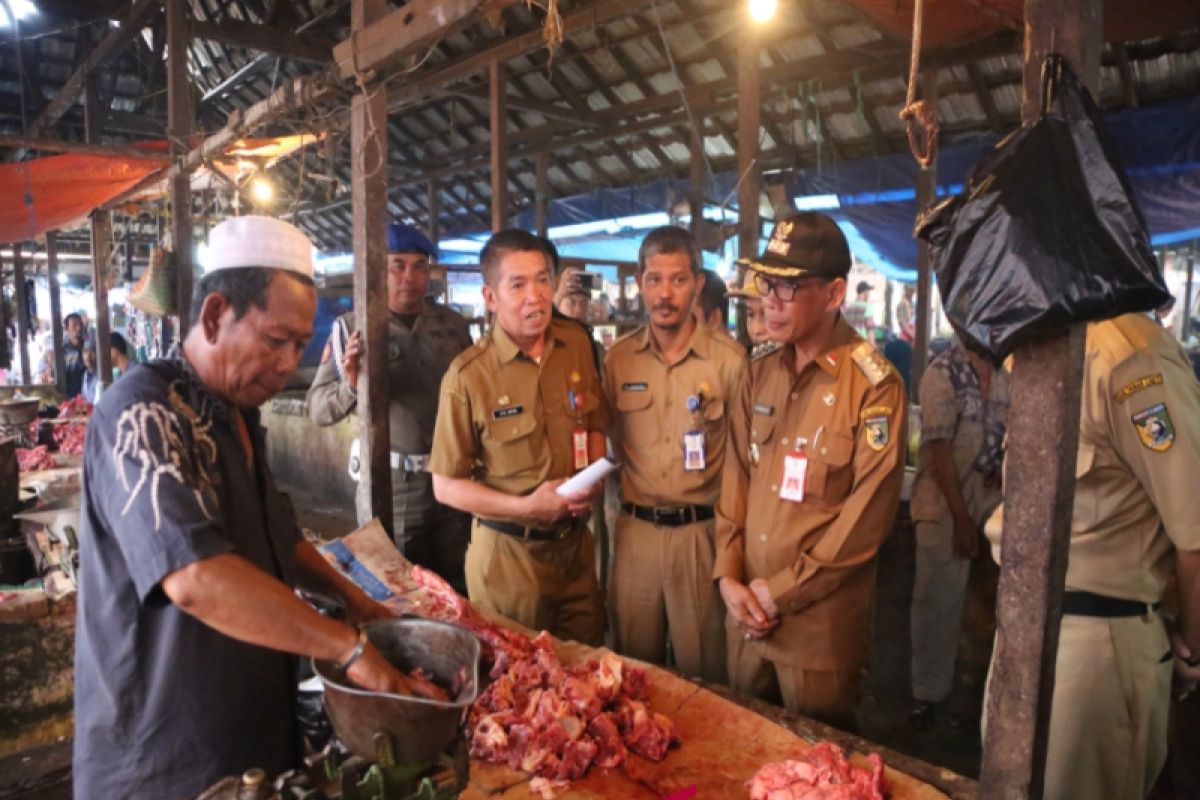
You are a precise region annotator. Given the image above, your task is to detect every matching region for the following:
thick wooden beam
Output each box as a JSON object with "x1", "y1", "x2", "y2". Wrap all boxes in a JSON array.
[
  {"x1": 1113, "y1": 43, "x2": 1139, "y2": 108},
  {"x1": 20, "y1": 0, "x2": 160, "y2": 141},
  {"x1": 46, "y1": 232, "x2": 67, "y2": 395},
  {"x1": 0, "y1": 133, "x2": 170, "y2": 162},
  {"x1": 912, "y1": 69, "x2": 938, "y2": 396},
  {"x1": 334, "y1": 0, "x2": 516, "y2": 79},
  {"x1": 979, "y1": 1, "x2": 1102, "y2": 797},
  {"x1": 689, "y1": 122, "x2": 706, "y2": 234},
  {"x1": 12, "y1": 246, "x2": 31, "y2": 384},
  {"x1": 85, "y1": 80, "x2": 114, "y2": 390},
  {"x1": 489, "y1": 60, "x2": 509, "y2": 233},
  {"x1": 191, "y1": 19, "x2": 335, "y2": 64},
  {"x1": 737, "y1": 24, "x2": 761, "y2": 260},
  {"x1": 534, "y1": 152, "x2": 549, "y2": 238},
  {"x1": 351, "y1": 0, "x2": 394, "y2": 533},
  {"x1": 427, "y1": 180, "x2": 441, "y2": 245},
  {"x1": 167, "y1": 0, "x2": 195, "y2": 342},
  {"x1": 387, "y1": 0, "x2": 644, "y2": 110}
]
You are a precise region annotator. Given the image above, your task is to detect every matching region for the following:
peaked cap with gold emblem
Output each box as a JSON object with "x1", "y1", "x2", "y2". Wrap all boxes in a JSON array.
[{"x1": 737, "y1": 212, "x2": 851, "y2": 280}]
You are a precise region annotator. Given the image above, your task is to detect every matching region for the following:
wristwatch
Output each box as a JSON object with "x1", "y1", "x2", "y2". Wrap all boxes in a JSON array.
[{"x1": 335, "y1": 628, "x2": 369, "y2": 672}]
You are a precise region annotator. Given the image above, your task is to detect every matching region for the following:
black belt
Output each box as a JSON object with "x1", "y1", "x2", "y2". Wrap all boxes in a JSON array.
[
  {"x1": 1063, "y1": 590, "x2": 1161, "y2": 618},
  {"x1": 477, "y1": 517, "x2": 578, "y2": 542},
  {"x1": 621, "y1": 503, "x2": 714, "y2": 527}
]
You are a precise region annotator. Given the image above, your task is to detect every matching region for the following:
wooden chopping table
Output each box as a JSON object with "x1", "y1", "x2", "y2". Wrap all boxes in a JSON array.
[{"x1": 327, "y1": 523, "x2": 976, "y2": 800}]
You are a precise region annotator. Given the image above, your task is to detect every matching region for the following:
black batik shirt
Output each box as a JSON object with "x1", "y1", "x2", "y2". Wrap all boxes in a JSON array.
[{"x1": 73, "y1": 357, "x2": 302, "y2": 800}]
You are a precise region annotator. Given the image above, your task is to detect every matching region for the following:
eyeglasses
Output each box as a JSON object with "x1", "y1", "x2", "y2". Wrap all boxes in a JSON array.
[{"x1": 752, "y1": 272, "x2": 829, "y2": 301}]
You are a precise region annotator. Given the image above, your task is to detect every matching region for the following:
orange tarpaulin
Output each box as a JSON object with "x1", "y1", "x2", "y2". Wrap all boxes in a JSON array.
[
  {"x1": 0, "y1": 152, "x2": 167, "y2": 244},
  {"x1": 0, "y1": 134, "x2": 321, "y2": 245}
]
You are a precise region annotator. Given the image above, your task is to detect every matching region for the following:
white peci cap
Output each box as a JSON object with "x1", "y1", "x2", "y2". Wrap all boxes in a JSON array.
[{"x1": 204, "y1": 215, "x2": 314, "y2": 278}]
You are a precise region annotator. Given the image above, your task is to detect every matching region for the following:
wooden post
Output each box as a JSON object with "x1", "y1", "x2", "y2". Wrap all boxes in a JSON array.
[
  {"x1": 912, "y1": 68, "x2": 938, "y2": 393},
  {"x1": 351, "y1": 0, "x2": 394, "y2": 533},
  {"x1": 736, "y1": 26, "x2": 761, "y2": 260},
  {"x1": 534, "y1": 152, "x2": 549, "y2": 238},
  {"x1": 426, "y1": 180, "x2": 440, "y2": 247},
  {"x1": 167, "y1": 0, "x2": 195, "y2": 341},
  {"x1": 85, "y1": 79, "x2": 115, "y2": 390},
  {"x1": 12, "y1": 245, "x2": 31, "y2": 385},
  {"x1": 979, "y1": 1, "x2": 1102, "y2": 797},
  {"x1": 490, "y1": 59, "x2": 509, "y2": 233},
  {"x1": 689, "y1": 122, "x2": 706, "y2": 235},
  {"x1": 0, "y1": 254, "x2": 8, "y2": 371},
  {"x1": 46, "y1": 232, "x2": 67, "y2": 394},
  {"x1": 1182, "y1": 241, "x2": 1196, "y2": 341}
]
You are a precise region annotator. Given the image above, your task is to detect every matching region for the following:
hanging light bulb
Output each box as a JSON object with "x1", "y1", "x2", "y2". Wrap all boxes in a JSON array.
[
  {"x1": 748, "y1": 0, "x2": 777, "y2": 23},
  {"x1": 251, "y1": 178, "x2": 274, "y2": 204}
]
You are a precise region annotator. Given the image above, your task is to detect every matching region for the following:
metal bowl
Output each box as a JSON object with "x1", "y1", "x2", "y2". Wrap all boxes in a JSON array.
[
  {"x1": 313, "y1": 617, "x2": 481, "y2": 763},
  {"x1": 0, "y1": 399, "x2": 39, "y2": 426}
]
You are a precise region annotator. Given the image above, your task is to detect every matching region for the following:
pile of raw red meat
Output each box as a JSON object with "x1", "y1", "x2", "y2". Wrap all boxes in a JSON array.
[
  {"x1": 407, "y1": 567, "x2": 680, "y2": 796},
  {"x1": 52, "y1": 396, "x2": 92, "y2": 456},
  {"x1": 16, "y1": 445, "x2": 56, "y2": 472},
  {"x1": 746, "y1": 742, "x2": 886, "y2": 800}
]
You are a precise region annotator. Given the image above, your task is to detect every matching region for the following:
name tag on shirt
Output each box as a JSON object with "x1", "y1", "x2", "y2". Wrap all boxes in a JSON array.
[
  {"x1": 753, "y1": 403, "x2": 775, "y2": 416},
  {"x1": 779, "y1": 449, "x2": 808, "y2": 503},
  {"x1": 622, "y1": 382, "x2": 648, "y2": 391},
  {"x1": 683, "y1": 430, "x2": 706, "y2": 471},
  {"x1": 492, "y1": 405, "x2": 524, "y2": 419}
]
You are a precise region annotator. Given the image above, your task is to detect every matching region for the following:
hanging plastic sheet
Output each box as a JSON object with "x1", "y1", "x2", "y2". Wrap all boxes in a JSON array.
[{"x1": 915, "y1": 55, "x2": 1170, "y2": 360}]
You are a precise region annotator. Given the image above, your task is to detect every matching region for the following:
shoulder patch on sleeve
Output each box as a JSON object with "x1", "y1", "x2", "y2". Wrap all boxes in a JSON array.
[
  {"x1": 1131, "y1": 402, "x2": 1175, "y2": 452},
  {"x1": 751, "y1": 340, "x2": 782, "y2": 361},
  {"x1": 850, "y1": 342, "x2": 893, "y2": 386},
  {"x1": 1113, "y1": 373, "x2": 1163, "y2": 403}
]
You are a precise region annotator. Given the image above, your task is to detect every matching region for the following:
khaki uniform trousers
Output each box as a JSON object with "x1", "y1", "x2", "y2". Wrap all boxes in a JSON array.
[
  {"x1": 726, "y1": 618, "x2": 864, "y2": 730},
  {"x1": 1043, "y1": 613, "x2": 1171, "y2": 800},
  {"x1": 910, "y1": 474, "x2": 998, "y2": 703},
  {"x1": 609, "y1": 513, "x2": 727, "y2": 684},
  {"x1": 464, "y1": 519, "x2": 605, "y2": 646}
]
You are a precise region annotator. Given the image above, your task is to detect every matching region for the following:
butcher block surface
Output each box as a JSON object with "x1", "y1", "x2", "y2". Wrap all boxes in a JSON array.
[{"x1": 325, "y1": 522, "x2": 964, "y2": 800}]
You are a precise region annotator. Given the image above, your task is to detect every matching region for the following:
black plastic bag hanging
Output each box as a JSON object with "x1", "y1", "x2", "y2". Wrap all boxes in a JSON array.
[{"x1": 915, "y1": 54, "x2": 1170, "y2": 361}]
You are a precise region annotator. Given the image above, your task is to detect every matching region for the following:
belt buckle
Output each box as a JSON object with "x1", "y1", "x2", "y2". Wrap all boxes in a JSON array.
[{"x1": 554, "y1": 521, "x2": 575, "y2": 540}]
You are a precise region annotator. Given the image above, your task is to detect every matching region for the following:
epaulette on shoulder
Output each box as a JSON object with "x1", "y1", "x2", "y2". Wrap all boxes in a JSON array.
[
  {"x1": 751, "y1": 340, "x2": 783, "y2": 361},
  {"x1": 452, "y1": 336, "x2": 490, "y2": 371},
  {"x1": 850, "y1": 342, "x2": 894, "y2": 386}
]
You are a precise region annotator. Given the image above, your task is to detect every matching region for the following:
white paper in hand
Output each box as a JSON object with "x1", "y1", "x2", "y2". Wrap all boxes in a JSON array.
[{"x1": 556, "y1": 457, "x2": 619, "y2": 497}]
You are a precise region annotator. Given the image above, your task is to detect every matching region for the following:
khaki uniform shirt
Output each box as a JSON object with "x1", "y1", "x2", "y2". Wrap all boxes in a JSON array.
[
  {"x1": 307, "y1": 301, "x2": 472, "y2": 455},
  {"x1": 428, "y1": 318, "x2": 610, "y2": 526},
  {"x1": 911, "y1": 342, "x2": 1010, "y2": 523},
  {"x1": 604, "y1": 321, "x2": 746, "y2": 507},
  {"x1": 714, "y1": 317, "x2": 907, "y2": 670},
  {"x1": 988, "y1": 314, "x2": 1200, "y2": 603}
]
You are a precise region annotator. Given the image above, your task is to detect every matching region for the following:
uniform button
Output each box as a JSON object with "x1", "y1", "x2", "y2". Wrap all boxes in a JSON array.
[
  {"x1": 820, "y1": 446, "x2": 828, "y2": 455},
  {"x1": 770, "y1": 484, "x2": 778, "y2": 492},
  {"x1": 759, "y1": 534, "x2": 768, "y2": 542},
  {"x1": 780, "y1": 437, "x2": 789, "y2": 446},
  {"x1": 791, "y1": 392, "x2": 798, "y2": 400},
  {"x1": 751, "y1": 430, "x2": 758, "y2": 438}
]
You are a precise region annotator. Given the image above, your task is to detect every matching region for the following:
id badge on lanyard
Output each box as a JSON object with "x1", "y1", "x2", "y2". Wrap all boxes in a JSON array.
[
  {"x1": 568, "y1": 385, "x2": 589, "y2": 471},
  {"x1": 683, "y1": 390, "x2": 708, "y2": 472},
  {"x1": 779, "y1": 448, "x2": 808, "y2": 503}
]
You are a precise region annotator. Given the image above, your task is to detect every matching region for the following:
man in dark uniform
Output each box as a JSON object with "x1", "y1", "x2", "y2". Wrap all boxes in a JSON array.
[
  {"x1": 74, "y1": 216, "x2": 429, "y2": 800},
  {"x1": 308, "y1": 223, "x2": 473, "y2": 591}
]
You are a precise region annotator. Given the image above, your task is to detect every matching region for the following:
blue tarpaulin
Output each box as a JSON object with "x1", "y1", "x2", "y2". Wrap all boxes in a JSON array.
[{"x1": 496, "y1": 94, "x2": 1200, "y2": 281}]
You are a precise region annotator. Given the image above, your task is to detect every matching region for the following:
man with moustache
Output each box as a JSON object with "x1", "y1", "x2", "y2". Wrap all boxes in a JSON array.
[
  {"x1": 604, "y1": 227, "x2": 745, "y2": 682},
  {"x1": 714, "y1": 213, "x2": 906, "y2": 727},
  {"x1": 430, "y1": 229, "x2": 608, "y2": 644},
  {"x1": 308, "y1": 223, "x2": 472, "y2": 591},
  {"x1": 73, "y1": 217, "x2": 430, "y2": 800}
]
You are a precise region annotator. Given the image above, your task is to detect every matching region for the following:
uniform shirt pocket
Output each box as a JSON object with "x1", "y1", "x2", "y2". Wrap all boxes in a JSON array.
[
  {"x1": 750, "y1": 414, "x2": 777, "y2": 472},
  {"x1": 807, "y1": 431, "x2": 855, "y2": 501},
  {"x1": 484, "y1": 411, "x2": 539, "y2": 477}
]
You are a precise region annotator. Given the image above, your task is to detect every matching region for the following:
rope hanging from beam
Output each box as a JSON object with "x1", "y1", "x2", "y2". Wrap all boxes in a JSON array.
[{"x1": 899, "y1": 0, "x2": 939, "y2": 168}]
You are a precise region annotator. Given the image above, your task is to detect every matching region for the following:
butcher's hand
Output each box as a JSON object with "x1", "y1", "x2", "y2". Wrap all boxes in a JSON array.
[
  {"x1": 524, "y1": 480, "x2": 582, "y2": 526},
  {"x1": 343, "y1": 331, "x2": 362, "y2": 389},
  {"x1": 719, "y1": 577, "x2": 777, "y2": 639},
  {"x1": 347, "y1": 643, "x2": 446, "y2": 701},
  {"x1": 1171, "y1": 626, "x2": 1200, "y2": 700}
]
